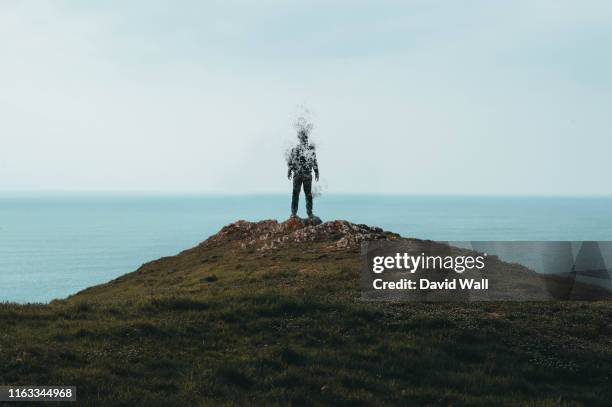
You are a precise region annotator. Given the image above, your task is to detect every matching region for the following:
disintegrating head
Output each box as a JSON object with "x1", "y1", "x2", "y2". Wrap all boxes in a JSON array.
[
  {"x1": 298, "y1": 129, "x2": 308, "y2": 143},
  {"x1": 293, "y1": 109, "x2": 313, "y2": 141}
]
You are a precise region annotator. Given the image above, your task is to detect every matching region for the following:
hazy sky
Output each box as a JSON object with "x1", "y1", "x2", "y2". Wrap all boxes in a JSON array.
[{"x1": 1, "y1": 0, "x2": 611, "y2": 195}]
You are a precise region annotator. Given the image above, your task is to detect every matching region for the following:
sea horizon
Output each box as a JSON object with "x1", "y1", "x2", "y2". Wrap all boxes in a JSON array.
[
  {"x1": 2, "y1": 193, "x2": 612, "y2": 303},
  {"x1": 2, "y1": 191, "x2": 612, "y2": 198}
]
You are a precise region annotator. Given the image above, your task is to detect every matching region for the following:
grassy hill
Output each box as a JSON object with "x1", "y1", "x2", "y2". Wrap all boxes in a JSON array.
[{"x1": 1, "y1": 219, "x2": 611, "y2": 406}]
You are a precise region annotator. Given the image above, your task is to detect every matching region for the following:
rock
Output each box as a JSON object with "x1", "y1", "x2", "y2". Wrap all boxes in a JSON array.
[
  {"x1": 203, "y1": 218, "x2": 393, "y2": 251},
  {"x1": 305, "y1": 215, "x2": 322, "y2": 226},
  {"x1": 285, "y1": 215, "x2": 322, "y2": 228},
  {"x1": 283, "y1": 217, "x2": 305, "y2": 230}
]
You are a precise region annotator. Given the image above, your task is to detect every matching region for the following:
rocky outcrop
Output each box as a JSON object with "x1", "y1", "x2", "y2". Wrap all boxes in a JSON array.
[{"x1": 204, "y1": 217, "x2": 395, "y2": 251}]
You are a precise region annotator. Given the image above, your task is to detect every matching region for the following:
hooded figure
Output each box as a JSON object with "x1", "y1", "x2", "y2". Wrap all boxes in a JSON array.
[{"x1": 287, "y1": 129, "x2": 319, "y2": 218}]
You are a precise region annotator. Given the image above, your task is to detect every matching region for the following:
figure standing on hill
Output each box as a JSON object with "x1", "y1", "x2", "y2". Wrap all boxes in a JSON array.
[{"x1": 287, "y1": 126, "x2": 319, "y2": 218}]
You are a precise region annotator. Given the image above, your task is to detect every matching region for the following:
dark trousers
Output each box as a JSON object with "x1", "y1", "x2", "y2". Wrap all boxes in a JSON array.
[{"x1": 291, "y1": 176, "x2": 313, "y2": 216}]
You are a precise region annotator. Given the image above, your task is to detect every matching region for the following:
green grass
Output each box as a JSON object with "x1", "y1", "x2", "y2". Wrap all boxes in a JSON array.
[{"x1": 1, "y1": 241, "x2": 611, "y2": 406}]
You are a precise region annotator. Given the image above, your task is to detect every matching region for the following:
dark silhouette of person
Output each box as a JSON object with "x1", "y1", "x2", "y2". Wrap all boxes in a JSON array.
[{"x1": 287, "y1": 129, "x2": 319, "y2": 218}]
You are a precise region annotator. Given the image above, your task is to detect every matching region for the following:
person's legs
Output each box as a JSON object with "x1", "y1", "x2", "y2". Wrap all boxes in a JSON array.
[
  {"x1": 291, "y1": 176, "x2": 302, "y2": 216},
  {"x1": 303, "y1": 176, "x2": 313, "y2": 217}
]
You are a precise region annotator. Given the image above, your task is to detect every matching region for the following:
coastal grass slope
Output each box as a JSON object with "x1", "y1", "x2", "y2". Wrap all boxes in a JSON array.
[{"x1": 1, "y1": 219, "x2": 611, "y2": 406}]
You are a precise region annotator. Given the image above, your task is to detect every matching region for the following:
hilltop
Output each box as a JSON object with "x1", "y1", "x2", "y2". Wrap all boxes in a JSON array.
[
  {"x1": 71, "y1": 218, "x2": 395, "y2": 303},
  {"x1": 0, "y1": 219, "x2": 611, "y2": 406}
]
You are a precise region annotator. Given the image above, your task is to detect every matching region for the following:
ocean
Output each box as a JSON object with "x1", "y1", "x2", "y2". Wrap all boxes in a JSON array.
[{"x1": 1, "y1": 194, "x2": 611, "y2": 303}]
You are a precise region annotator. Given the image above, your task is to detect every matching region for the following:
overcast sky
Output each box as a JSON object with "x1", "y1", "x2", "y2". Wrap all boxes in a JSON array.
[{"x1": 1, "y1": 0, "x2": 611, "y2": 195}]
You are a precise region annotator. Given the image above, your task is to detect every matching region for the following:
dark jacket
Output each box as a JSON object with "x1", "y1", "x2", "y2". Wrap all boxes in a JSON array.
[{"x1": 287, "y1": 142, "x2": 319, "y2": 178}]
